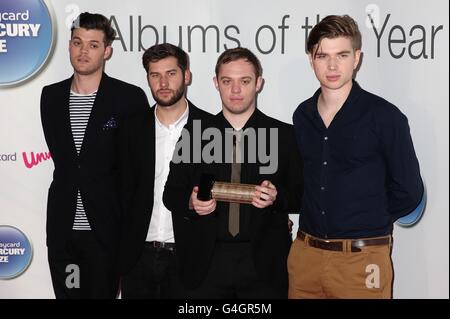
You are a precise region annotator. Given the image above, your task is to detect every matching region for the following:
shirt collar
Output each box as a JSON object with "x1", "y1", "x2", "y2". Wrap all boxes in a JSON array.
[
  {"x1": 154, "y1": 98, "x2": 189, "y2": 129},
  {"x1": 305, "y1": 80, "x2": 363, "y2": 118},
  {"x1": 218, "y1": 108, "x2": 260, "y2": 131}
]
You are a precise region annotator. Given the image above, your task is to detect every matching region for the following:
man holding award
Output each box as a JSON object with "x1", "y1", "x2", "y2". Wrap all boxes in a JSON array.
[{"x1": 163, "y1": 47, "x2": 302, "y2": 298}]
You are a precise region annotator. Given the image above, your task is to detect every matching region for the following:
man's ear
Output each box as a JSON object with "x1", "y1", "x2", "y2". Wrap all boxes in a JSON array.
[
  {"x1": 308, "y1": 53, "x2": 314, "y2": 68},
  {"x1": 104, "y1": 45, "x2": 113, "y2": 60},
  {"x1": 213, "y1": 76, "x2": 219, "y2": 90},
  {"x1": 354, "y1": 49, "x2": 361, "y2": 70},
  {"x1": 256, "y1": 76, "x2": 264, "y2": 92},
  {"x1": 184, "y1": 69, "x2": 192, "y2": 85}
]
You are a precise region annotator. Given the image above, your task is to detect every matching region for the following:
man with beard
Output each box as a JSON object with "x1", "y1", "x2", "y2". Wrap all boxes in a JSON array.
[
  {"x1": 40, "y1": 12, "x2": 149, "y2": 298},
  {"x1": 119, "y1": 43, "x2": 212, "y2": 298}
]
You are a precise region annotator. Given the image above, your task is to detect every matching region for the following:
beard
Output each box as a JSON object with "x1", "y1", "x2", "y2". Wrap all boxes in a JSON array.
[{"x1": 151, "y1": 84, "x2": 186, "y2": 107}]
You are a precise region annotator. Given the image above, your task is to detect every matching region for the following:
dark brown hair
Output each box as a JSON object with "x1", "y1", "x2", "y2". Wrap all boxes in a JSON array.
[
  {"x1": 215, "y1": 47, "x2": 262, "y2": 78},
  {"x1": 71, "y1": 12, "x2": 116, "y2": 46},
  {"x1": 142, "y1": 43, "x2": 189, "y2": 74},
  {"x1": 307, "y1": 15, "x2": 362, "y2": 55}
]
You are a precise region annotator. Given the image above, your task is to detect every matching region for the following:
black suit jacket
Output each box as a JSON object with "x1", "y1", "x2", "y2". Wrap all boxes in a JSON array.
[
  {"x1": 118, "y1": 100, "x2": 212, "y2": 275},
  {"x1": 40, "y1": 73, "x2": 149, "y2": 253},
  {"x1": 163, "y1": 109, "x2": 303, "y2": 292}
]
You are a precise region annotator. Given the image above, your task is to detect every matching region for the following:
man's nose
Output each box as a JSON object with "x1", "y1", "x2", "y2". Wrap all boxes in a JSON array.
[
  {"x1": 160, "y1": 76, "x2": 169, "y2": 87},
  {"x1": 328, "y1": 56, "x2": 338, "y2": 70},
  {"x1": 231, "y1": 82, "x2": 241, "y2": 93}
]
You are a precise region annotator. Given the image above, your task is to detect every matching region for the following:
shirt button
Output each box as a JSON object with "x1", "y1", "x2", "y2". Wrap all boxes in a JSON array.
[
  {"x1": 321, "y1": 211, "x2": 326, "y2": 215},
  {"x1": 320, "y1": 186, "x2": 325, "y2": 191},
  {"x1": 324, "y1": 136, "x2": 328, "y2": 141},
  {"x1": 323, "y1": 161, "x2": 328, "y2": 166}
]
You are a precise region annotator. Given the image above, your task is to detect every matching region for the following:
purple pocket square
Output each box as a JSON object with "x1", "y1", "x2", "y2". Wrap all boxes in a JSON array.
[{"x1": 102, "y1": 116, "x2": 118, "y2": 130}]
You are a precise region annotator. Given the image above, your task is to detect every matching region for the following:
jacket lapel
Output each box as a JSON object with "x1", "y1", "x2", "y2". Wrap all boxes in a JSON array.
[
  {"x1": 58, "y1": 76, "x2": 79, "y2": 160},
  {"x1": 79, "y1": 73, "x2": 110, "y2": 158}
]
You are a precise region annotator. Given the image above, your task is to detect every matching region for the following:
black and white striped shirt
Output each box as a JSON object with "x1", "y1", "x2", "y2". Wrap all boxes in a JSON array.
[{"x1": 69, "y1": 90, "x2": 96, "y2": 230}]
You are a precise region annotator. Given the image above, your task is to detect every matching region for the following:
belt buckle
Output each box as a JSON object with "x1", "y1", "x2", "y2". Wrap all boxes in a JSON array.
[
  {"x1": 151, "y1": 241, "x2": 161, "y2": 248},
  {"x1": 153, "y1": 241, "x2": 175, "y2": 251},
  {"x1": 149, "y1": 241, "x2": 164, "y2": 249}
]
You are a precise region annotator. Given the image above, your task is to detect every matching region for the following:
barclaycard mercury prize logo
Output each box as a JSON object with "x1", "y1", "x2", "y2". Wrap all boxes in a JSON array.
[
  {"x1": 0, "y1": 0, "x2": 54, "y2": 86},
  {"x1": 0, "y1": 225, "x2": 33, "y2": 279}
]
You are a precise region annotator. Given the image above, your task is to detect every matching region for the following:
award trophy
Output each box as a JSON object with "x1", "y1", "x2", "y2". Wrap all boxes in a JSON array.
[{"x1": 197, "y1": 173, "x2": 256, "y2": 204}]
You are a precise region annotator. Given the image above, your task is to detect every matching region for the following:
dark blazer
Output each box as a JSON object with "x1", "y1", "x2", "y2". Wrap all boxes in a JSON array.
[
  {"x1": 163, "y1": 109, "x2": 303, "y2": 292},
  {"x1": 40, "y1": 73, "x2": 149, "y2": 253},
  {"x1": 118, "y1": 100, "x2": 212, "y2": 275}
]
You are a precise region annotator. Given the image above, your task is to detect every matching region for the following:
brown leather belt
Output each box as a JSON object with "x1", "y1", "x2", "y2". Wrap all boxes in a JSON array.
[{"x1": 297, "y1": 231, "x2": 391, "y2": 252}]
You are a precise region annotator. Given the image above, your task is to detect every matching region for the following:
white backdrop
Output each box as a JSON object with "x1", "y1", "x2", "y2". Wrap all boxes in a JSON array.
[{"x1": 0, "y1": 0, "x2": 448, "y2": 298}]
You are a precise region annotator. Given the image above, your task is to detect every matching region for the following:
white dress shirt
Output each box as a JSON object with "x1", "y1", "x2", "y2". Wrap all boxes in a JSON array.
[{"x1": 146, "y1": 102, "x2": 189, "y2": 243}]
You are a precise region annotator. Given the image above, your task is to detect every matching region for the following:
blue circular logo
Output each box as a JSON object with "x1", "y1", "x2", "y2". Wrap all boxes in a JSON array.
[
  {"x1": 0, "y1": 225, "x2": 33, "y2": 279},
  {"x1": 396, "y1": 184, "x2": 427, "y2": 227},
  {"x1": 0, "y1": 0, "x2": 54, "y2": 86}
]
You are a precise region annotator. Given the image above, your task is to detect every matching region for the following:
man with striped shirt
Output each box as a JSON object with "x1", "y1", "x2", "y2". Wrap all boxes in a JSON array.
[{"x1": 40, "y1": 12, "x2": 149, "y2": 298}]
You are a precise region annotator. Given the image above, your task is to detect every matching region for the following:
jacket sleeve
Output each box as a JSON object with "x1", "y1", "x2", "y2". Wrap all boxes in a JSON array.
[
  {"x1": 163, "y1": 160, "x2": 195, "y2": 218},
  {"x1": 163, "y1": 124, "x2": 200, "y2": 220},
  {"x1": 117, "y1": 114, "x2": 149, "y2": 274}
]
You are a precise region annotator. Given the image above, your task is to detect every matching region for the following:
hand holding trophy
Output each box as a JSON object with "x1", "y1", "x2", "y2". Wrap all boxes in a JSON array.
[{"x1": 197, "y1": 173, "x2": 257, "y2": 204}]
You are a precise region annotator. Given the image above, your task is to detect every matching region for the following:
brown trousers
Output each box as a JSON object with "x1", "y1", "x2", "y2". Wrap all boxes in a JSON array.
[{"x1": 288, "y1": 233, "x2": 393, "y2": 299}]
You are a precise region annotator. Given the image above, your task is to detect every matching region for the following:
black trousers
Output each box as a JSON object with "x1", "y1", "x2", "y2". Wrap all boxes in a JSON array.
[
  {"x1": 187, "y1": 242, "x2": 286, "y2": 299},
  {"x1": 121, "y1": 242, "x2": 185, "y2": 299},
  {"x1": 48, "y1": 231, "x2": 119, "y2": 299}
]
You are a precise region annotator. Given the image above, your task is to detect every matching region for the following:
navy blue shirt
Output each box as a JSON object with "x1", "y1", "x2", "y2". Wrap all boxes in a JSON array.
[{"x1": 293, "y1": 81, "x2": 423, "y2": 239}]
